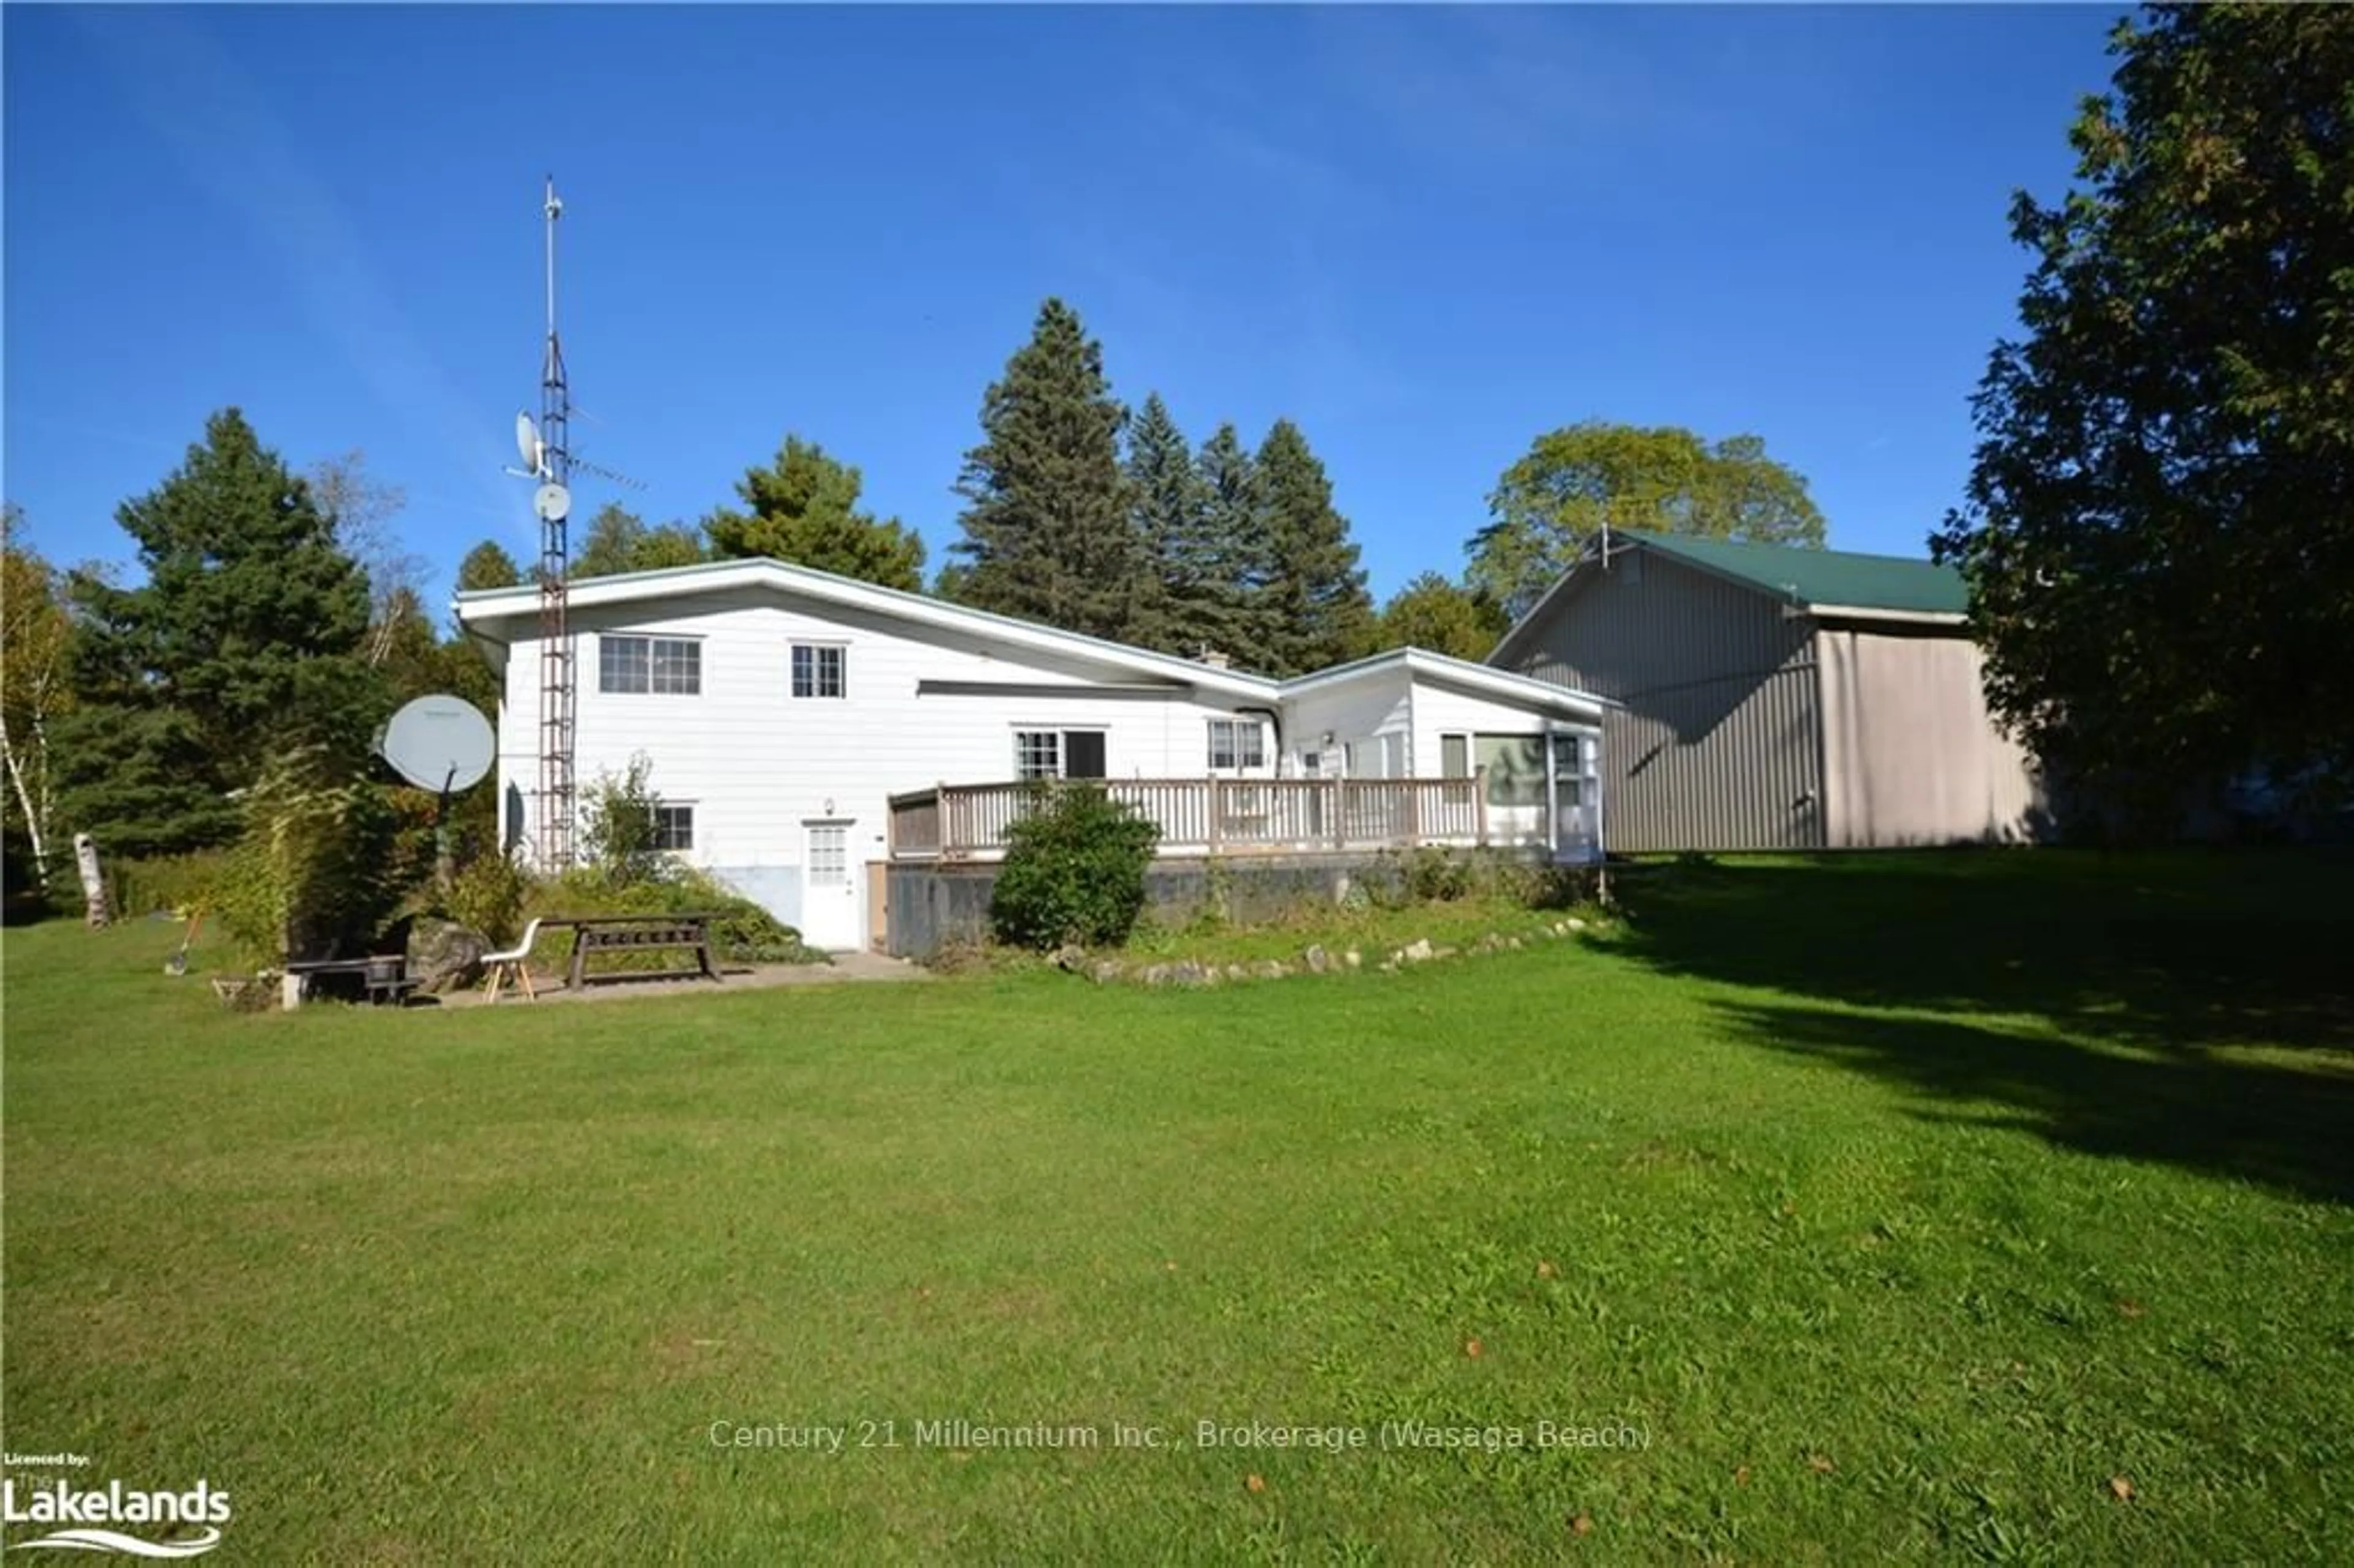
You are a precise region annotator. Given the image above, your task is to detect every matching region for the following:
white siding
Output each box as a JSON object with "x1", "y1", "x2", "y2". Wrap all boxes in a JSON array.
[
  {"x1": 1284, "y1": 682, "x2": 1411, "y2": 779},
  {"x1": 497, "y1": 585, "x2": 1267, "y2": 943}
]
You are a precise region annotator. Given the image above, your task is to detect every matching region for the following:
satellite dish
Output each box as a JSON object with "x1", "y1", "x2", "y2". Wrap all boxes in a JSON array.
[
  {"x1": 515, "y1": 411, "x2": 544, "y2": 478},
  {"x1": 378, "y1": 695, "x2": 495, "y2": 794},
  {"x1": 534, "y1": 482, "x2": 572, "y2": 522}
]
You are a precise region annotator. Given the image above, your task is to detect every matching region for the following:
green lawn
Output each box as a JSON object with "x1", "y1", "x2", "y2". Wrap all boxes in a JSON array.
[{"x1": 4, "y1": 852, "x2": 2350, "y2": 1563}]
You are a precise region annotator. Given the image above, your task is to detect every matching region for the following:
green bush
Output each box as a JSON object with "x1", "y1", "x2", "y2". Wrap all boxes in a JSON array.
[
  {"x1": 443, "y1": 848, "x2": 532, "y2": 946},
  {"x1": 990, "y1": 783, "x2": 1160, "y2": 950},
  {"x1": 101, "y1": 849, "x2": 232, "y2": 921},
  {"x1": 579, "y1": 754, "x2": 673, "y2": 888},
  {"x1": 213, "y1": 744, "x2": 407, "y2": 964},
  {"x1": 522, "y1": 866, "x2": 826, "y2": 968}
]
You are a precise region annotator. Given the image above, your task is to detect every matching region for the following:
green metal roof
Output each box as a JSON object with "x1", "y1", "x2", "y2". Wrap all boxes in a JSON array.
[{"x1": 1623, "y1": 530, "x2": 1968, "y2": 615}]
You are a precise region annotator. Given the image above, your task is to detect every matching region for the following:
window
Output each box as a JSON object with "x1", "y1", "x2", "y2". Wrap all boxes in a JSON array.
[
  {"x1": 1476, "y1": 734, "x2": 1547, "y2": 807},
  {"x1": 599, "y1": 634, "x2": 701, "y2": 695},
  {"x1": 791, "y1": 642, "x2": 845, "y2": 699},
  {"x1": 1206, "y1": 718, "x2": 1265, "y2": 771},
  {"x1": 653, "y1": 804, "x2": 695, "y2": 851},
  {"x1": 808, "y1": 824, "x2": 848, "y2": 886},
  {"x1": 1441, "y1": 734, "x2": 1472, "y2": 779},
  {"x1": 1015, "y1": 731, "x2": 1061, "y2": 781},
  {"x1": 1013, "y1": 729, "x2": 1107, "y2": 780}
]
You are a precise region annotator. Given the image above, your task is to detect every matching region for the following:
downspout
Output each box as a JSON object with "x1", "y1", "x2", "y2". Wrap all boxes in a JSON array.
[{"x1": 1237, "y1": 704, "x2": 1284, "y2": 775}]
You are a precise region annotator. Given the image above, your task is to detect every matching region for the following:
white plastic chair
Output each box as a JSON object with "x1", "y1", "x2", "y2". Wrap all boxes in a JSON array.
[{"x1": 481, "y1": 918, "x2": 544, "y2": 1003}]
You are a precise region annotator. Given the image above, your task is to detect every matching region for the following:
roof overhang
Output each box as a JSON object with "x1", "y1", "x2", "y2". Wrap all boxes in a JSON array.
[
  {"x1": 1791, "y1": 603, "x2": 1970, "y2": 629},
  {"x1": 1281, "y1": 646, "x2": 1612, "y2": 723},
  {"x1": 455, "y1": 558, "x2": 1283, "y2": 701}
]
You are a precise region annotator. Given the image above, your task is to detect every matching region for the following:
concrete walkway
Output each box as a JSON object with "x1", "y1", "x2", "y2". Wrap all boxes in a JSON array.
[{"x1": 436, "y1": 948, "x2": 926, "y2": 1008}]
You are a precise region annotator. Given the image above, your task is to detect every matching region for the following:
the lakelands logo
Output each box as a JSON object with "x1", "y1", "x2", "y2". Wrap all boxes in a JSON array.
[{"x1": 2, "y1": 1473, "x2": 230, "y2": 1558}]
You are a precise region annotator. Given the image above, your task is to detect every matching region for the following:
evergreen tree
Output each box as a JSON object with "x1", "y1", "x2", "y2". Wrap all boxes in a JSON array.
[
  {"x1": 570, "y1": 503, "x2": 703, "y2": 579},
  {"x1": 1190, "y1": 423, "x2": 1274, "y2": 665},
  {"x1": 951, "y1": 298, "x2": 1142, "y2": 639},
  {"x1": 455, "y1": 540, "x2": 524, "y2": 592},
  {"x1": 1255, "y1": 419, "x2": 1373, "y2": 674},
  {"x1": 1122, "y1": 393, "x2": 1206, "y2": 653},
  {"x1": 56, "y1": 408, "x2": 381, "y2": 855},
  {"x1": 704, "y1": 435, "x2": 926, "y2": 590}
]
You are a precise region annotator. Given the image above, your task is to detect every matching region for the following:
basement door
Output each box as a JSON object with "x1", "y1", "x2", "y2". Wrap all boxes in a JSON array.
[{"x1": 800, "y1": 820, "x2": 859, "y2": 951}]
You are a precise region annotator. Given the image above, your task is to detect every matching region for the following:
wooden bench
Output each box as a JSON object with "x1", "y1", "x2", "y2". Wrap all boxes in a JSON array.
[{"x1": 560, "y1": 913, "x2": 723, "y2": 992}]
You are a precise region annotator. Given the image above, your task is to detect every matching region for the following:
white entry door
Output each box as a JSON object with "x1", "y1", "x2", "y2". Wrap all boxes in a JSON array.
[{"x1": 801, "y1": 821, "x2": 858, "y2": 950}]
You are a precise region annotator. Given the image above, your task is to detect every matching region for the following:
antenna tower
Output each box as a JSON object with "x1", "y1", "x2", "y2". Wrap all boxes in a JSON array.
[{"x1": 534, "y1": 176, "x2": 576, "y2": 871}]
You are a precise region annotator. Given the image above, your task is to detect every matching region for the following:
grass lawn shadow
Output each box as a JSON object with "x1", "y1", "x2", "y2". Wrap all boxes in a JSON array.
[{"x1": 1606, "y1": 850, "x2": 2354, "y2": 1203}]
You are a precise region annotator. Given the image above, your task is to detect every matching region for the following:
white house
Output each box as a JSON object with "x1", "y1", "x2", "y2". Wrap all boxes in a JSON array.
[{"x1": 455, "y1": 559, "x2": 1607, "y2": 950}]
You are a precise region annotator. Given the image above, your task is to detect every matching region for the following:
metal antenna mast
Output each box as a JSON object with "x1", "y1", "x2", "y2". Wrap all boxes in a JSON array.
[{"x1": 534, "y1": 175, "x2": 576, "y2": 871}]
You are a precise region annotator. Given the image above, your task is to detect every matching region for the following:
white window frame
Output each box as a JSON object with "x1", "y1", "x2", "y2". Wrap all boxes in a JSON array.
[
  {"x1": 1014, "y1": 729, "x2": 1062, "y2": 781},
  {"x1": 653, "y1": 802, "x2": 695, "y2": 852},
  {"x1": 1206, "y1": 717, "x2": 1266, "y2": 772},
  {"x1": 598, "y1": 633, "x2": 702, "y2": 696},
  {"x1": 1011, "y1": 727, "x2": 1108, "y2": 781},
  {"x1": 1440, "y1": 733, "x2": 1472, "y2": 780},
  {"x1": 790, "y1": 641, "x2": 846, "y2": 699}
]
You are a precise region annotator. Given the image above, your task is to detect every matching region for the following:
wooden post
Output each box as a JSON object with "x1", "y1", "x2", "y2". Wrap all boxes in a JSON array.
[
  {"x1": 1330, "y1": 778, "x2": 1345, "y2": 850},
  {"x1": 1207, "y1": 777, "x2": 1223, "y2": 853},
  {"x1": 1473, "y1": 767, "x2": 1490, "y2": 847}
]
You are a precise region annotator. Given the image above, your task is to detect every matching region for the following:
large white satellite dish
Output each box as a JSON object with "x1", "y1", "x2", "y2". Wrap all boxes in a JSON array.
[
  {"x1": 378, "y1": 695, "x2": 495, "y2": 794},
  {"x1": 515, "y1": 411, "x2": 544, "y2": 478}
]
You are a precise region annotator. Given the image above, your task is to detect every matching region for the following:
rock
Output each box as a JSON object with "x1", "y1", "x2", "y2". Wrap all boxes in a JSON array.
[
  {"x1": 407, "y1": 918, "x2": 490, "y2": 995},
  {"x1": 1053, "y1": 943, "x2": 1088, "y2": 973},
  {"x1": 1090, "y1": 960, "x2": 1124, "y2": 985},
  {"x1": 1377, "y1": 960, "x2": 1397, "y2": 973},
  {"x1": 1507, "y1": 936, "x2": 1523, "y2": 950},
  {"x1": 1226, "y1": 963, "x2": 1249, "y2": 982},
  {"x1": 1403, "y1": 938, "x2": 1434, "y2": 962},
  {"x1": 1171, "y1": 960, "x2": 1208, "y2": 987},
  {"x1": 1252, "y1": 959, "x2": 1288, "y2": 980},
  {"x1": 1566, "y1": 917, "x2": 1587, "y2": 931},
  {"x1": 1304, "y1": 943, "x2": 1331, "y2": 974},
  {"x1": 1433, "y1": 946, "x2": 1458, "y2": 960},
  {"x1": 1141, "y1": 964, "x2": 1171, "y2": 987},
  {"x1": 1344, "y1": 949, "x2": 1362, "y2": 969}
]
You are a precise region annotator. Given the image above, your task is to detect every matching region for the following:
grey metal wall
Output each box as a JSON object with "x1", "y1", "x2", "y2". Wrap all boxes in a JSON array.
[
  {"x1": 1506, "y1": 550, "x2": 1826, "y2": 852},
  {"x1": 1815, "y1": 627, "x2": 2046, "y2": 847}
]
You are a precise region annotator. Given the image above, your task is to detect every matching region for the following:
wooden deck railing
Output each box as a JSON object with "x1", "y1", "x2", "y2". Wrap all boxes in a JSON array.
[{"x1": 888, "y1": 775, "x2": 1489, "y2": 862}]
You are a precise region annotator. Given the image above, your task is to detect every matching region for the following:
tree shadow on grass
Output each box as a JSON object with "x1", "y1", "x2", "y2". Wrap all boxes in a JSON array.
[
  {"x1": 1717, "y1": 999, "x2": 2354, "y2": 1205},
  {"x1": 1604, "y1": 850, "x2": 2354, "y2": 1203}
]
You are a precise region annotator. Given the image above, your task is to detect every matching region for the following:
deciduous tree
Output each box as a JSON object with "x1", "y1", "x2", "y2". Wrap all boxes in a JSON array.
[
  {"x1": 1471, "y1": 421, "x2": 1824, "y2": 617},
  {"x1": 455, "y1": 539, "x2": 524, "y2": 593},
  {"x1": 1, "y1": 505, "x2": 71, "y2": 885},
  {"x1": 1932, "y1": 4, "x2": 2354, "y2": 815},
  {"x1": 1373, "y1": 572, "x2": 1511, "y2": 662}
]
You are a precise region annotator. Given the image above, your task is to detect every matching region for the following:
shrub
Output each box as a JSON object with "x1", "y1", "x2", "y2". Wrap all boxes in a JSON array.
[
  {"x1": 213, "y1": 744, "x2": 406, "y2": 964},
  {"x1": 522, "y1": 866, "x2": 826, "y2": 968},
  {"x1": 443, "y1": 847, "x2": 532, "y2": 946},
  {"x1": 579, "y1": 753, "x2": 672, "y2": 888},
  {"x1": 989, "y1": 783, "x2": 1159, "y2": 950},
  {"x1": 101, "y1": 849, "x2": 233, "y2": 921}
]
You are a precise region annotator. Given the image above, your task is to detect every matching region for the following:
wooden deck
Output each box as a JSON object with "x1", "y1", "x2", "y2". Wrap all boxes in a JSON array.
[{"x1": 886, "y1": 775, "x2": 1490, "y2": 862}]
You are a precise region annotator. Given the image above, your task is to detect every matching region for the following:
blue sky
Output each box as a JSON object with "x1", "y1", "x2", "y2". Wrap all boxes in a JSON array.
[{"x1": 6, "y1": 4, "x2": 2124, "y2": 607}]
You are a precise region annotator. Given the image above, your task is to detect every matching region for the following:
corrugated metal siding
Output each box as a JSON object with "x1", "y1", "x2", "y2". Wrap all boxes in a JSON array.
[
  {"x1": 1817, "y1": 628, "x2": 2045, "y2": 847},
  {"x1": 1506, "y1": 550, "x2": 1826, "y2": 851}
]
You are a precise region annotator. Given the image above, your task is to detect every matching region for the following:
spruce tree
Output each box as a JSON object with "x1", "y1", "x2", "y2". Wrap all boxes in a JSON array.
[
  {"x1": 56, "y1": 408, "x2": 381, "y2": 854},
  {"x1": 455, "y1": 539, "x2": 524, "y2": 592},
  {"x1": 951, "y1": 299, "x2": 1141, "y2": 639},
  {"x1": 1122, "y1": 393, "x2": 1206, "y2": 655},
  {"x1": 1254, "y1": 419, "x2": 1373, "y2": 674},
  {"x1": 705, "y1": 434, "x2": 926, "y2": 590},
  {"x1": 1192, "y1": 423, "x2": 1275, "y2": 665}
]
